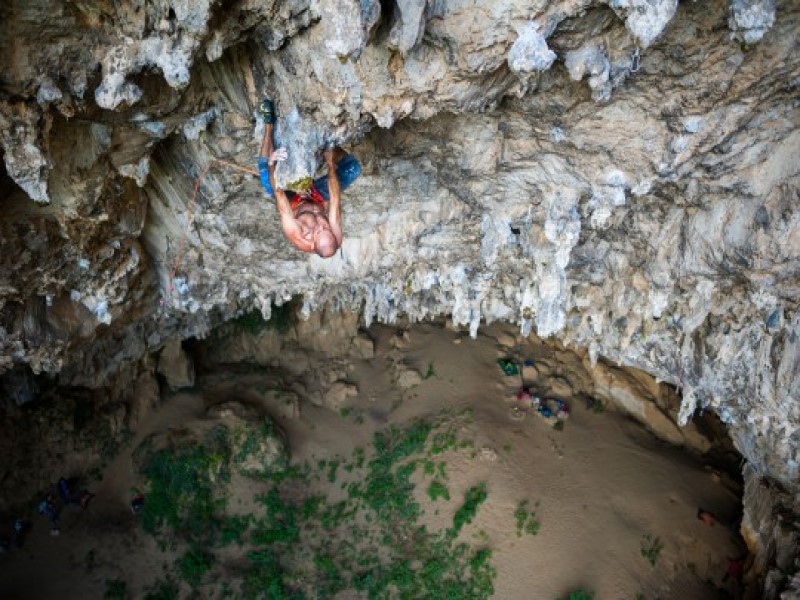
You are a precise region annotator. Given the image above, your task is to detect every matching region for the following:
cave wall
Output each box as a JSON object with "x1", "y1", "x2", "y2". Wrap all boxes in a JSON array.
[{"x1": 0, "y1": 0, "x2": 798, "y2": 499}]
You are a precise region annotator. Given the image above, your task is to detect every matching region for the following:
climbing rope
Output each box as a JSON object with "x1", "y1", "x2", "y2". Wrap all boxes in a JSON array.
[{"x1": 165, "y1": 158, "x2": 259, "y2": 299}]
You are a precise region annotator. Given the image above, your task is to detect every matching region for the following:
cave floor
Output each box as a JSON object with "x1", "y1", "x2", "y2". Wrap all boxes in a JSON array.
[{"x1": 0, "y1": 323, "x2": 743, "y2": 599}]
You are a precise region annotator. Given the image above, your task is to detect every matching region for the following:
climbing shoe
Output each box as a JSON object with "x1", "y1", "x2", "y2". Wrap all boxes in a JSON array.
[{"x1": 258, "y1": 99, "x2": 277, "y2": 124}]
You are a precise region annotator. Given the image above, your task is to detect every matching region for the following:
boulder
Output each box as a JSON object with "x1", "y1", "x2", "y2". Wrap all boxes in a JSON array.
[
  {"x1": 207, "y1": 400, "x2": 261, "y2": 421},
  {"x1": 229, "y1": 420, "x2": 287, "y2": 477},
  {"x1": 395, "y1": 366, "x2": 423, "y2": 389},
  {"x1": 157, "y1": 338, "x2": 195, "y2": 391},
  {"x1": 589, "y1": 363, "x2": 684, "y2": 446},
  {"x1": 133, "y1": 414, "x2": 287, "y2": 481},
  {"x1": 323, "y1": 381, "x2": 358, "y2": 411},
  {"x1": 548, "y1": 376, "x2": 573, "y2": 398},
  {"x1": 351, "y1": 334, "x2": 375, "y2": 359}
]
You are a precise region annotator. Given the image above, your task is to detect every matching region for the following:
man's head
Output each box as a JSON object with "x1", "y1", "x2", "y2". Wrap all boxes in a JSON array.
[{"x1": 314, "y1": 229, "x2": 338, "y2": 257}]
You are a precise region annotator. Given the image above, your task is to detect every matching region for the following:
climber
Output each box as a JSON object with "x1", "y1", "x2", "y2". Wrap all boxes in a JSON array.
[{"x1": 256, "y1": 99, "x2": 361, "y2": 258}]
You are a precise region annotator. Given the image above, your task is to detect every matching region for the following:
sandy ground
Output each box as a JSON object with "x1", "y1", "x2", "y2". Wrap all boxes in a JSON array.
[{"x1": 0, "y1": 323, "x2": 743, "y2": 599}]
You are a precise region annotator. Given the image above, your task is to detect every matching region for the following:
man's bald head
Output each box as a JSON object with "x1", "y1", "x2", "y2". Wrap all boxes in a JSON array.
[{"x1": 314, "y1": 230, "x2": 338, "y2": 258}]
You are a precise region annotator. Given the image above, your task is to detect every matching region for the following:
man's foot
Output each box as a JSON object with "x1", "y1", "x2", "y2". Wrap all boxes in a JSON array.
[{"x1": 259, "y1": 99, "x2": 277, "y2": 124}]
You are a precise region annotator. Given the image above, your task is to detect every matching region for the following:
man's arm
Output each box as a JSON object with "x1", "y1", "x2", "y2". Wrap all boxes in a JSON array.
[
  {"x1": 260, "y1": 124, "x2": 307, "y2": 248},
  {"x1": 271, "y1": 171, "x2": 314, "y2": 252},
  {"x1": 324, "y1": 149, "x2": 343, "y2": 246}
]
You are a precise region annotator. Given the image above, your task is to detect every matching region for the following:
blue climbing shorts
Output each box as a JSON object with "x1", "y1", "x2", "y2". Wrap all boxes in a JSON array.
[{"x1": 258, "y1": 153, "x2": 362, "y2": 200}]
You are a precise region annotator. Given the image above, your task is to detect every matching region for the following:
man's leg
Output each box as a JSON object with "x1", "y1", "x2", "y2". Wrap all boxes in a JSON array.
[
  {"x1": 313, "y1": 147, "x2": 361, "y2": 201},
  {"x1": 328, "y1": 147, "x2": 347, "y2": 166},
  {"x1": 260, "y1": 123, "x2": 275, "y2": 162},
  {"x1": 257, "y1": 100, "x2": 280, "y2": 197},
  {"x1": 258, "y1": 123, "x2": 277, "y2": 197}
]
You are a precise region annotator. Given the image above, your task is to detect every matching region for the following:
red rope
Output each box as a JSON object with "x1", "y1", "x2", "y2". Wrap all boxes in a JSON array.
[{"x1": 165, "y1": 158, "x2": 259, "y2": 299}]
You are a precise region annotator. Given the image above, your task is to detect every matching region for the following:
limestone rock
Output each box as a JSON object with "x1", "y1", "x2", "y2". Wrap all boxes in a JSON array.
[
  {"x1": 390, "y1": 331, "x2": 412, "y2": 350},
  {"x1": 740, "y1": 464, "x2": 800, "y2": 598},
  {"x1": 318, "y1": 0, "x2": 366, "y2": 60},
  {"x1": 590, "y1": 361, "x2": 685, "y2": 446},
  {"x1": 0, "y1": 102, "x2": 50, "y2": 202},
  {"x1": 728, "y1": 0, "x2": 777, "y2": 44},
  {"x1": 387, "y1": 0, "x2": 426, "y2": 56},
  {"x1": 229, "y1": 421, "x2": 287, "y2": 477},
  {"x1": 507, "y1": 22, "x2": 557, "y2": 78},
  {"x1": 0, "y1": 0, "x2": 797, "y2": 525},
  {"x1": 395, "y1": 366, "x2": 423, "y2": 389},
  {"x1": 548, "y1": 376, "x2": 573, "y2": 398},
  {"x1": 133, "y1": 415, "x2": 287, "y2": 480},
  {"x1": 522, "y1": 363, "x2": 539, "y2": 382},
  {"x1": 494, "y1": 333, "x2": 516, "y2": 348},
  {"x1": 478, "y1": 447, "x2": 498, "y2": 462},
  {"x1": 157, "y1": 338, "x2": 195, "y2": 391},
  {"x1": 323, "y1": 380, "x2": 358, "y2": 411},
  {"x1": 607, "y1": 0, "x2": 679, "y2": 48},
  {"x1": 351, "y1": 334, "x2": 375, "y2": 359},
  {"x1": 207, "y1": 400, "x2": 261, "y2": 421}
]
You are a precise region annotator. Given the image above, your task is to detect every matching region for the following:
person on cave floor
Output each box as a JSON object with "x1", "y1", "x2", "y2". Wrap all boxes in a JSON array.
[{"x1": 256, "y1": 99, "x2": 362, "y2": 258}]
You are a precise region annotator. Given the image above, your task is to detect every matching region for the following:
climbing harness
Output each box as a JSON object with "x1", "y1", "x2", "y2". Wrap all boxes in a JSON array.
[{"x1": 165, "y1": 158, "x2": 258, "y2": 300}]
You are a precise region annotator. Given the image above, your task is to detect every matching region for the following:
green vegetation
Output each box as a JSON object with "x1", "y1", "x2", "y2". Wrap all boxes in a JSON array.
[
  {"x1": 177, "y1": 547, "x2": 214, "y2": 586},
  {"x1": 103, "y1": 579, "x2": 128, "y2": 600},
  {"x1": 517, "y1": 500, "x2": 541, "y2": 536},
  {"x1": 558, "y1": 590, "x2": 595, "y2": 600},
  {"x1": 452, "y1": 482, "x2": 488, "y2": 534},
  {"x1": 143, "y1": 577, "x2": 179, "y2": 600},
  {"x1": 514, "y1": 500, "x2": 541, "y2": 536},
  {"x1": 135, "y1": 417, "x2": 496, "y2": 598},
  {"x1": 424, "y1": 362, "x2": 437, "y2": 379},
  {"x1": 589, "y1": 398, "x2": 606, "y2": 414},
  {"x1": 138, "y1": 440, "x2": 227, "y2": 542},
  {"x1": 427, "y1": 480, "x2": 450, "y2": 501},
  {"x1": 220, "y1": 514, "x2": 251, "y2": 546},
  {"x1": 641, "y1": 534, "x2": 664, "y2": 567}
]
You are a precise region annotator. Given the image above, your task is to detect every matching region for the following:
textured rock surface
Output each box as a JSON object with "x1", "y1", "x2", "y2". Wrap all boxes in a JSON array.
[
  {"x1": 740, "y1": 464, "x2": 800, "y2": 599},
  {"x1": 156, "y1": 336, "x2": 195, "y2": 390},
  {"x1": 0, "y1": 0, "x2": 798, "y2": 581}
]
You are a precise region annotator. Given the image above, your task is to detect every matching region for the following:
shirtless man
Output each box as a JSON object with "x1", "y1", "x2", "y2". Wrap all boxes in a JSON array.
[{"x1": 257, "y1": 100, "x2": 361, "y2": 257}]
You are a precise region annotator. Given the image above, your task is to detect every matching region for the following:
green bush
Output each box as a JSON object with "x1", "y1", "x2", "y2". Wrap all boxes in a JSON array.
[
  {"x1": 143, "y1": 577, "x2": 179, "y2": 600},
  {"x1": 452, "y1": 482, "x2": 488, "y2": 535},
  {"x1": 427, "y1": 480, "x2": 450, "y2": 502},
  {"x1": 515, "y1": 500, "x2": 541, "y2": 537},
  {"x1": 134, "y1": 418, "x2": 496, "y2": 599},
  {"x1": 559, "y1": 590, "x2": 595, "y2": 600},
  {"x1": 220, "y1": 514, "x2": 251, "y2": 546},
  {"x1": 641, "y1": 534, "x2": 663, "y2": 567},
  {"x1": 103, "y1": 579, "x2": 128, "y2": 600},
  {"x1": 139, "y1": 444, "x2": 227, "y2": 542},
  {"x1": 178, "y1": 547, "x2": 214, "y2": 586}
]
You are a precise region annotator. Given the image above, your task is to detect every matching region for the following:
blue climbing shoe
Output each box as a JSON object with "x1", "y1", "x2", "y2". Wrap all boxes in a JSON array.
[{"x1": 258, "y1": 99, "x2": 277, "y2": 124}]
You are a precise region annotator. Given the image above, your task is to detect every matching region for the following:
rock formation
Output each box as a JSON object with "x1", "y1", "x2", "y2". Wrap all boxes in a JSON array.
[{"x1": 1, "y1": 0, "x2": 798, "y2": 590}]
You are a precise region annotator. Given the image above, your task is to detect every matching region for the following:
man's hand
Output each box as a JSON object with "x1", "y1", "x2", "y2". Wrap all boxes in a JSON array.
[
  {"x1": 323, "y1": 148, "x2": 336, "y2": 167},
  {"x1": 269, "y1": 148, "x2": 288, "y2": 166}
]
